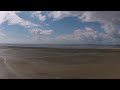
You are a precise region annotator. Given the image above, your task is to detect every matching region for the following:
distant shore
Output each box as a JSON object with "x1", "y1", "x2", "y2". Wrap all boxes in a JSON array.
[
  {"x1": 0, "y1": 44, "x2": 120, "y2": 49},
  {"x1": 1, "y1": 45, "x2": 120, "y2": 50}
]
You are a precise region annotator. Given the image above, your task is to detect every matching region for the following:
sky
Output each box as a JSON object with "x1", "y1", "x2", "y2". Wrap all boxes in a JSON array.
[{"x1": 0, "y1": 11, "x2": 120, "y2": 44}]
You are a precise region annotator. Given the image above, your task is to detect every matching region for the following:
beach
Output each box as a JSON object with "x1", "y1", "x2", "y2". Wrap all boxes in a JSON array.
[{"x1": 0, "y1": 47, "x2": 120, "y2": 79}]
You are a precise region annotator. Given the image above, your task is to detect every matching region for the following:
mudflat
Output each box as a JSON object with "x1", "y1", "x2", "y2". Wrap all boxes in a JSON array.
[{"x1": 0, "y1": 47, "x2": 120, "y2": 79}]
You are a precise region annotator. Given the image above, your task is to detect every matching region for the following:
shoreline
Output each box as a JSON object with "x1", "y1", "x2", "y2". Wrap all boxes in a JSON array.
[{"x1": 1, "y1": 46, "x2": 120, "y2": 50}]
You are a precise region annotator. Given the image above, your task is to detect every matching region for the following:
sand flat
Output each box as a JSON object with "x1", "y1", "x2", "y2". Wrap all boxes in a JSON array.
[{"x1": 0, "y1": 47, "x2": 120, "y2": 79}]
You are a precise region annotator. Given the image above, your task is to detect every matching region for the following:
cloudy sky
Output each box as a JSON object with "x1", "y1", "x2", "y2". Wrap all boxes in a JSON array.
[{"x1": 0, "y1": 11, "x2": 120, "y2": 44}]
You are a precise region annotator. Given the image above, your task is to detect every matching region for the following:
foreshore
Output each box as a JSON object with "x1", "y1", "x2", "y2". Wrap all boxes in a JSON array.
[{"x1": 0, "y1": 46, "x2": 119, "y2": 79}]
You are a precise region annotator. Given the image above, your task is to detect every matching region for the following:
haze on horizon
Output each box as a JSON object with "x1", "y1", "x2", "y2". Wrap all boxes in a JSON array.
[{"x1": 0, "y1": 11, "x2": 120, "y2": 44}]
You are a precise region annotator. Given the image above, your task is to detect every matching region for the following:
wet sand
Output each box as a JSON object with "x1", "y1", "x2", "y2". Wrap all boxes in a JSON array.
[{"x1": 0, "y1": 47, "x2": 120, "y2": 79}]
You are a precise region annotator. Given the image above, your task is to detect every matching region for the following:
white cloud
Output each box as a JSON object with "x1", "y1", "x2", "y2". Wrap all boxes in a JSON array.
[
  {"x1": 30, "y1": 29, "x2": 53, "y2": 35},
  {"x1": 48, "y1": 11, "x2": 83, "y2": 20},
  {"x1": 78, "y1": 11, "x2": 120, "y2": 39},
  {"x1": 55, "y1": 27, "x2": 116, "y2": 44},
  {"x1": 0, "y1": 31, "x2": 6, "y2": 37},
  {"x1": 0, "y1": 11, "x2": 120, "y2": 44},
  {"x1": 0, "y1": 11, "x2": 38, "y2": 28},
  {"x1": 29, "y1": 29, "x2": 54, "y2": 43},
  {"x1": 49, "y1": 11, "x2": 120, "y2": 42},
  {"x1": 31, "y1": 11, "x2": 46, "y2": 21},
  {"x1": 48, "y1": 11, "x2": 75, "y2": 20},
  {"x1": 48, "y1": 11, "x2": 120, "y2": 24},
  {"x1": 0, "y1": 29, "x2": 6, "y2": 39}
]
